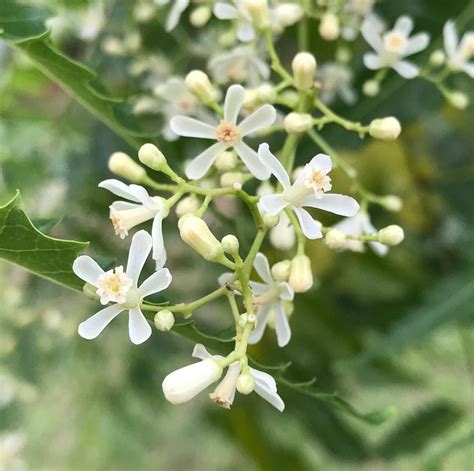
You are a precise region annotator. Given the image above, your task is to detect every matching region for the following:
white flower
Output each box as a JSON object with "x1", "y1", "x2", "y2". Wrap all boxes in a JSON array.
[
  {"x1": 362, "y1": 15, "x2": 430, "y2": 78},
  {"x1": 270, "y1": 212, "x2": 296, "y2": 250},
  {"x1": 99, "y1": 179, "x2": 168, "y2": 268},
  {"x1": 249, "y1": 252, "x2": 294, "y2": 347},
  {"x1": 258, "y1": 144, "x2": 360, "y2": 239},
  {"x1": 317, "y1": 62, "x2": 357, "y2": 105},
  {"x1": 333, "y1": 211, "x2": 388, "y2": 256},
  {"x1": 213, "y1": 1, "x2": 256, "y2": 42},
  {"x1": 73, "y1": 231, "x2": 171, "y2": 344},
  {"x1": 208, "y1": 46, "x2": 270, "y2": 86},
  {"x1": 443, "y1": 20, "x2": 474, "y2": 77},
  {"x1": 0, "y1": 431, "x2": 26, "y2": 470},
  {"x1": 170, "y1": 85, "x2": 276, "y2": 180},
  {"x1": 341, "y1": 0, "x2": 375, "y2": 41},
  {"x1": 156, "y1": 0, "x2": 190, "y2": 32},
  {"x1": 191, "y1": 344, "x2": 285, "y2": 411}
]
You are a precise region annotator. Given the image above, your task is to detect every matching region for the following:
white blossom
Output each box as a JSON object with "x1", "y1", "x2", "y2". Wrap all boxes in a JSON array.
[
  {"x1": 73, "y1": 231, "x2": 171, "y2": 344},
  {"x1": 99, "y1": 179, "x2": 168, "y2": 268},
  {"x1": 443, "y1": 20, "x2": 474, "y2": 77},
  {"x1": 317, "y1": 62, "x2": 357, "y2": 105},
  {"x1": 213, "y1": 1, "x2": 257, "y2": 42},
  {"x1": 362, "y1": 15, "x2": 430, "y2": 78},
  {"x1": 156, "y1": 0, "x2": 190, "y2": 32},
  {"x1": 249, "y1": 252, "x2": 294, "y2": 347},
  {"x1": 258, "y1": 144, "x2": 359, "y2": 239},
  {"x1": 170, "y1": 85, "x2": 276, "y2": 180},
  {"x1": 341, "y1": 0, "x2": 376, "y2": 41}
]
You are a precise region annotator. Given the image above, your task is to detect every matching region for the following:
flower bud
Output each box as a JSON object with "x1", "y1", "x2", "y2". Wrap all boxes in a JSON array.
[
  {"x1": 162, "y1": 359, "x2": 223, "y2": 404},
  {"x1": 242, "y1": 0, "x2": 269, "y2": 29},
  {"x1": 447, "y1": 91, "x2": 469, "y2": 110},
  {"x1": 236, "y1": 372, "x2": 256, "y2": 395},
  {"x1": 289, "y1": 255, "x2": 313, "y2": 293},
  {"x1": 429, "y1": 49, "x2": 445, "y2": 66},
  {"x1": 378, "y1": 225, "x2": 404, "y2": 246},
  {"x1": 257, "y1": 84, "x2": 276, "y2": 103},
  {"x1": 362, "y1": 80, "x2": 380, "y2": 97},
  {"x1": 209, "y1": 362, "x2": 241, "y2": 409},
  {"x1": 189, "y1": 5, "x2": 211, "y2": 28},
  {"x1": 185, "y1": 70, "x2": 215, "y2": 104},
  {"x1": 271, "y1": 260, "x2": 291, "y2": 281},
  {"x1": 138, "y1": 143, "x2": 167, "y2": 171},
  {"x1": 221, "y1": 234, "x2": 239, "y2": 254},
  {"x1": 175, "y1": 195, "x2": 200, "y2": 218},
  {"x1": 270, "y1": 214, "x2": 295, "y2": 250},
  {"x1": 272, "y1": 4, "x2": 303, "y2": 29},
  {"x1": 263, "y1": 213, "x2": 279, "y2": 228},
  {"x1": 154, "y1": 310, "x2": 175, "y2": 332},
  {"x1": 325, "y1": 229, "x2": 346, "y2": 250},
  {"x1": 178, "y1": 214, "x2": 223, "y2": 261},
  {"x1": 335, "y1": 46, "x2": 351, "y2": 63},
  {"x1": 220, "y1": 171, "x2": 248, "y2": 187},
  {"x1": 101, "y1": 37, "x2": 125, "y2": 55},
  {"x1": 284, "y1": 112, "x2": 313, "y2": 134},
  {"x1": 292, "y1": 52, "x2": 317, "y2": 89},
  {"x1": 319, "y1": 13, "x2": 340, "y2": 41},
  {"x1": 214, "y1": 151, "x2": 237, "y2": 171},
  {"x1": 369, "y1": 117, "x2": 401, "y2": 140},
  {"x1": 381, "y1": 195, "x2": 403, "y2": 212},
  {"x1": 108, "y1": 152, "x2": 146, "y2": 183}
]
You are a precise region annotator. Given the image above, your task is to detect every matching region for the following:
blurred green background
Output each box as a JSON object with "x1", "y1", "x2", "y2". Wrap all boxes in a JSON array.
[{"x1": 1, "y1": 0, "x2": 473, "y2": 469}]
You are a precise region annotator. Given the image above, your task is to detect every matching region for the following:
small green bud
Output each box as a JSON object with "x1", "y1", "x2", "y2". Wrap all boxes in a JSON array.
[
  {"x1": 154, "y1": 310, "x2": 175, "y2": 332},
  {"x1": 369, "y1": 117, "x2": 401, "y2": 140},
  {"x1": 138, "y1": 143, "x2": 167, "y2": 171},
  {"x1": 108, "y1": 152, "x2": 146, "y2": 183},
  {"x1": 284, "y1": 112, "x2": 313, "y2": 134},
  {"x1": 271, "y1": 260, "x2": 291, "y2": 281},
  {"x1": 221, "y1": 234, "x2": 240, "y2": 254},
  {"x1": 189, "y1": 6, "x2": 211, "y2": 27},
  {"x1": 378, "y1": 225, "x2": 404, "y2": 245},
  {"x1": 429, "y1": 50, "x2": 445, "y2": 66},
  {"x1": 236, "y1": 372, "x2": 255, "y2": 395},
  {"x1": 325, "y1": 229, "x2": 346, "y2": 250},
  {"x1": 362, "y1": 80, "x2": 380, "y2": 97}
]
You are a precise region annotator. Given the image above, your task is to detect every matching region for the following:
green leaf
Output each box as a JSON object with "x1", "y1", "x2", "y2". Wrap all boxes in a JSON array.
[
  {"x1": 0, "y1": 191, "x2": 89, "y2": 290},
  {"x1": 0, "y1": 0, "x2": 156, "y2": 149},
  {"x1": 32, "y1": 217, "x2": 62, "y2": 233}
]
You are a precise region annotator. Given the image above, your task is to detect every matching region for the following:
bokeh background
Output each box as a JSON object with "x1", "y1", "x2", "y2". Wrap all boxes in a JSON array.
[{"x1": 1, "y1": 0, "x2": 473, "y2": 469}]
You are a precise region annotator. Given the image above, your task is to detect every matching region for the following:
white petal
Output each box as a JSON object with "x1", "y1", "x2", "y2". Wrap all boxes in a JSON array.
[
  {"x1": 392, "y1": 60, "x2": 419, "y2": 78},
  {"x1": 253, "y1": 252, "x2": 273, "y2": 283},
  {"x1": 293, "y1": 207, "x2": 323, "y2": 239},
  {"x1": 248, "y1": 304, "x2": 272, "y2": 344},
  {"x1": 127, "y1": 184, "x2": 156, "y2": 208},
  {"x1": 406, "y1": 33, "x2": 430, "y2": 55},
  {"x1": 307, "y1": 153, "x2": 332, "y2": 174},
  {"x1": 250, "y1": 280, "x2": 269, "y2": 295},
  {"x1": 169, "y1": 116, "x2": 216, "y2": 139},
  {"x1": 275, "y1": 302, "x2": 291, "y2": 347},
  {"x1": 78, "y1": 304, "x2": 124, "y2": 340},
  {"x1": 128, "y1": 307, "x2": 152, "y2": 344},
  {"x1": 250, "y1": 56, "x2": 271, "y2": 80},
  {"x1": 126, "y1": 230, "x2": 153, "y2": 284},
  {"x1": 258, "y1": 195, "x2": 288, "y2": 215},
  {"x1": 249, "y1": 367, "x2": 277, "y2": 392},
  {"x1": 254, "y1": 381, "x2": 285, "y2": 411},
  {"x1": 235, "y1": 141, "x2": 271, "y2": 180},
  {"x1": 303, "y1": 194, "x2": 360, "y2": 217},
  {"x1": 393, "y1": 16, "x2": 413, "y2": 36},
  {"x1": 443, "y1": 20, "x2": 458, "y2": 58},
  {"x1": 363, "y1": 52, "x2": 383, "y2": 70},
  {"x1": 73, "y1": 256, "x2": 104, "y2": 286},
  {"x1": 258, "y1": 143, "x2": 290, "y2": 188},
  {"x1": 139, "y1": 268, "x2": 171, "y2": 297},
  {"x1": 339, "y1": 85, "x2": 357, "y2": 105},
  {"x1": 237, "y1": 20, "x2": 256, "y2": 42},
  {"x1": 192, "y1": 343, "x2": 212, "y2": 360},
  {"x1": 238, "y1": 105, "x2": 276, "y2": 136},
  {"x1": 224, "y1": 84, "x2": 245, "y2": 123},
  {"x1": 279, "y1": 282, "x2": 294, "y2": 301},
  {"x1": 110, "y1": 201, "x2": 141, "y2": 211},
  {"x1": 165, "y1": 0, "x2": 189, "y2": 31},
  {"x1": 462, "y1": 63, "x2": 474, "y2": 78},
  {"x1": 333, "y1": 215, "x2": 360, "y2": 235},
  {"x1": 213, "y1": 2, "x2": 238, "y2": 19},
  {"x1": 185, "y1": 142, "x2": 227, "y2": 180},
  {"x1": 369, "y1": 241, "x2": 389, "y2": 256},
  {"x1": 151, "y1": 214, "x2": 166, "y2": 267},
  {"x1": 361, "y1": 18, "x2": 383, "y2": 51},
  {"x1": 99, "y1": 179, "x2": 141, "y2": 203}
]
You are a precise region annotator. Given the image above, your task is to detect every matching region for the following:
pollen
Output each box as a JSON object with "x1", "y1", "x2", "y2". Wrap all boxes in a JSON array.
[
  {"x1": 305, "y1": 168, "x2": 332, "y2": 195},
  {"x1": 111, "y1": 213, "x2": 128, "y2": 239},
  {"x1": 96, "y1": 266, "x2": 133, "y2": 305},
  {"x1": 216, "y1": 121, "x2": 240, "y2": 144},
  {"x1": 384, "y1": 32, "x2": 407, "y2": 53}
]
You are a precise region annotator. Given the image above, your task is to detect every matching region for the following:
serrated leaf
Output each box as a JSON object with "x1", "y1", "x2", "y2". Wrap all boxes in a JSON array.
[
  {"x1": 0, "y1": 191, "x2": 88, "y2": 290},
  {"x1": 0, "y1": 0, "x2": 157, "y2": 149}
]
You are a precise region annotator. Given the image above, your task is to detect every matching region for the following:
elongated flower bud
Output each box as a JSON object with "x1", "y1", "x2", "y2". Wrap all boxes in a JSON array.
[
  {"x1": 319, "y1": 13, "x2": 340, "y2": 41},
  {"x1": 138, "y1": 143, "x2": 167, "y2": 171},
  {"x1": 289, "y1": 255, "x2": 313, "y2": 293},
  {"x1": 242, "y1": 0, "x2": 269, "y2": 28},
  {"x1": 108, "y1": 152, "x2": 146, "y2": 183},
  {"x1": 162, "y1": 359, "x2": 223, "y2": 404},
  {"x1": 175, "y1": 195, "x2": 200, "y2": 218},
  {"x1": 292, "y1": 52, "x2": 316, "y2": 89},
  {"x1": 178, "y1": 214, "x2": 223, "y2": 261},
  {"x1": 185, "y1": 70, "x2": 215, "y2": 104},
  {"x1": 369, "y1": 117, "x2": 401, "y2": 140}
]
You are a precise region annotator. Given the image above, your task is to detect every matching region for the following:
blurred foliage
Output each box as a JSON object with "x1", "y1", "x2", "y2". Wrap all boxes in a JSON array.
[{"x1": 1, "y1": 0, "x2": 473, "y2": 470}]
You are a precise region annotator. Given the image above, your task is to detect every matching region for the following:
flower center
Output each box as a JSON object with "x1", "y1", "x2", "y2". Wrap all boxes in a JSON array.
[
  {"x1": 178, "y1": 98, "x2": 194, "y2": 114},
  {"x1": 216, "y1": 121, "x2": 240, "y2": 145},
  {"x1": 96, "y1": 266, "x2": 133, "y2": 305},
  {"x1": 252, "y1": 286, "x2": 280, "y2": 310},
  {"x1": 383, "y1": 32, "x2": 407, "y2": 54},
  {"x1": 304, "y1": 168, "x2": 332, "y2": 197}
]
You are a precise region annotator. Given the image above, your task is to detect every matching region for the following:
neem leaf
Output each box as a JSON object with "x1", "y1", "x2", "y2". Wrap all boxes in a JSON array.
[{"x1": 0, "y1": 191, "x2": 88, "y2": 290}]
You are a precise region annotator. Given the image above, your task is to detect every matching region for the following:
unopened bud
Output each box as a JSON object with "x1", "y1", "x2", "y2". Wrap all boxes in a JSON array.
[
  {"x1": 369, "y1": 117, "x2": 401, "y2": 140},
  {"x1": 272, "y1": 4, "x2": 303, "y2": 29},
  {"x1": 175, "y1": 195, "x2": 200, "y2": 218},
  {"x1": 138, "y1": 143, "x2": 167, "y2": 171},
  {"x1": 108, "y1": 152, "x2": 146, "y2": 183},
  {"x1": 185, "y1": 70, "x2": 215, "y2": 104},
  {"x1": 325, "y1": 229, "x2": 346, "y2": 250},
  {"x1": 447, "y1": 91, "x2": 469, "y2": 110},
  {"x1": 336, "y1": 46, "x2": 351, "y2": 63},
  {"x1": 378, "y1": 225, "x2": 404, "y2": 246},
  {"x1": 257, "y1": 84, "x2": 276, "y2": 103},
  {"x1": 362, "y1": 79, "x2": 380, "y2": 97},
  {"x1": 220, "y1": 171, "x2": 248, "y2": 187},
  {"x1": 190, "y1": 5, "x2": 211, "y2": 27},
  {"x1": 242, "y1": 0, "x2": 269, "y2": 28},
  {"x1": 154, "y1": 310, "x2": 175, "y2": 332},
  {"x1": 319, "y1": 13, "x2": 340, "y2": 41},
  {"x1": 429, "y1": 49, "x2": 445, "y2": 66},
  {"x1": 178, "y1": 214, "x2": 223, "y2": 261},
  {"x1": 271, "y1": 260, "x2": 291, "y2": 281},
  {"x1": 221, "y1": 234, "x2": 239, "y2": 254},
  {"x1": 288, "y1": 255, "x2": 313, "y2": 293},
  {"x1": 236, "y1": 372, "x2": 255, "y2": 395},
  {"x1": 263, "y1": 213, "x2": 279, "y2": 228},
  {"x1": 381, "y1": 195, "x2": 403, "y2": 212},
  {"x1": 214, "y1": 151, "x2": 238, "y2": 171},
  {"x1": 284, "y1": 112, "x2": 313, "y2": 133},
  {"x1": 292, "y1": 52, "x2": 317, "y2": 89}
]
